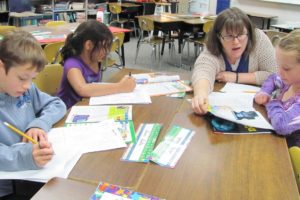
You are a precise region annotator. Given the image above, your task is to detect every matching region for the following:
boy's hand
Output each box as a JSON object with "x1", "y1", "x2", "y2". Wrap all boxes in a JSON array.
[
  {"x1": 32, "y1": 141, "x2": 54, "y2": 167},
  {"x1": 24, "y1": 128, "x2": 48, "y2": 143},
  {"x1": 254, "y1": 93, "x2": 270, "y2": 105},
  {"x1": 118, "y1": 76, "x2": 136, "y2": 92},
  {"x1": 191, "y1": 94, "x2": 209, "y2": 115}
]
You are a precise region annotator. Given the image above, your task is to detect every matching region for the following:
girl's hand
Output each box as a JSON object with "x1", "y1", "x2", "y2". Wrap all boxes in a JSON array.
[
  {"x1": 23, "y1": 128, "x2": 48, "y2": 143},
  {"x1": 216, "y1": 71, "x2": 236, "y2": 83},
  {"x1": 118, "y1": 76, "x2": 136, "y2": 92},
  {"x1": 254, "y1": 93, "x2": 270, "y2": 105},
  {"x1": 191, "y1": 94, "x2": 209, "y2": 115},
  {"x1": 32, "y1": 141, "x2": 54, "y2": 167}
]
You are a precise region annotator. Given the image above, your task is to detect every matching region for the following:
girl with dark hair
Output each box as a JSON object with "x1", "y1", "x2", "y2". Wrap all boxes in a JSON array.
[{"x1": 57, "y1": 20, "x2": 136, "y2": 109}]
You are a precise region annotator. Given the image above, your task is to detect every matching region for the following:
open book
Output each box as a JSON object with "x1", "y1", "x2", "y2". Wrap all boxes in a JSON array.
[{"x1": 208, "y1": 92, "x2": 274, "y2": 130}]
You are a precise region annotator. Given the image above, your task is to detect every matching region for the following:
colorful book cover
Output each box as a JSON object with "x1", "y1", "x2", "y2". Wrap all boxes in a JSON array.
[
  {"x1": 150, "y1": 125, "x2": 195, "y2": 168},
  {"x1": 121, "y1": 123, "x2": 162, "y2": 163},
  {"x1": 90, "y1": 182, "x2": 165, "y2": 200},
  {"x1": 65, "y1": 105, "x2": 132, "y2": 124},
  {"x1": 206, "y1": 114, "x2": 272, "y2": 135},
  {"x1": 65, "y1": 105, "x2": 135, "y2": 143}
]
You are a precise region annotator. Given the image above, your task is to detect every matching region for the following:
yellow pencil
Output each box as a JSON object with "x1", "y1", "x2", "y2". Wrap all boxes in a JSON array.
[
  {"x1": 4, "y1": 122, "x2": 38, "y2": 144},
  {"x1": 243, "y1": 90, "x2": 257, "y2": 93}
]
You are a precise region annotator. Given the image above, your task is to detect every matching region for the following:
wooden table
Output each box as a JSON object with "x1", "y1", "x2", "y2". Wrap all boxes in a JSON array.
[
  {"x1": 31, "y1": 178, "x2": 96, "y2": 200},
  {"x1": 271, "y1": 23, "x2": 300, "y2": 33},
  {"x1": 32, "y1": 69, "x2": 299, "y2": 200}
]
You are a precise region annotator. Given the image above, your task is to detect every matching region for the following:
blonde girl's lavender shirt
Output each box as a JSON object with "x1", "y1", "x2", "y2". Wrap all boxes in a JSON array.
[
  {"x1": 258, "y1": 73, "x2": 300, "y2": 145},
  {"x1": 57, "y1": 57, "x2": 102, "y2": 109}
]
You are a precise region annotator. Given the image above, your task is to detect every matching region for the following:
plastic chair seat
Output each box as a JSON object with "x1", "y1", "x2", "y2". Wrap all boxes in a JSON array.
[
  {"x1": 102, "y1": 32, "x2": 125, "y2": 70},
  {"x1": 289, "y1": 146, "x2": 300, "y2": 192},
  {"x1": 43, "y1": 41, "x2": 65, "y2": 64},
  {"x1": 32, "y1": 64, "x2": 63, "y2": 96},
  {"x1": 0, "y1": 25, "x2": 16, "y2": 36},
  {"x1": 45, "y1": 21, "x2": 67, "y2": 27}
]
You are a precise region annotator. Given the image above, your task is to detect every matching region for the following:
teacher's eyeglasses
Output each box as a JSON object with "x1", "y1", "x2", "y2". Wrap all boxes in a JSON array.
[{"x1": 219, "y1": 33, "x2": 248, "y2": 42}]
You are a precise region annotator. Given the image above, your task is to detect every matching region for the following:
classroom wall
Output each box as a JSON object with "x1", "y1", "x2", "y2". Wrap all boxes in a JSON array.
[{"x1": 208, "y1": 0, "x2": 300, "y2": 25}]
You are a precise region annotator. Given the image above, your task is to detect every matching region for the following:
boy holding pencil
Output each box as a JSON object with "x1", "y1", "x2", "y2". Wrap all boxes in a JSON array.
[{"x1": 0, "y1": 30, "x2": 66, "y2": 199}]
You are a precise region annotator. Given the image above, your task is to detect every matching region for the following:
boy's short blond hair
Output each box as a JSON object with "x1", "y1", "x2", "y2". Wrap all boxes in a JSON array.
[
  {"x1": 0, "y1": 29, "x2": 46, "y2": 73},
  {"x1": 278, "y1": 29, "x2": 300, "y2": 63}
]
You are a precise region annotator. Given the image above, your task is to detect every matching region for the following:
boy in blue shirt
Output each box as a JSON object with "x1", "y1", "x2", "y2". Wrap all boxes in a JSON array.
[{"x1": 0, "y1": 30, "x2": 66, "y2": 199}]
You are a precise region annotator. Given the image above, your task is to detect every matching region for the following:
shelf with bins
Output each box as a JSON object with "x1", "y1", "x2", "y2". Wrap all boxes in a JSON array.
[{"x1": 52, "y1": 0, "x2": 88, "y2": 22}]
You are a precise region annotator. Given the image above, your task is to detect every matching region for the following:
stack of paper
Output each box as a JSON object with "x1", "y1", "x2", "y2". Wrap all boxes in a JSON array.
[
  {"x1": 0, "y1": 120, "x2": 126, "y2": 182},
  {"x1": 132, "y1": 73, "x2": 180, "y2": 84},
  {"x1": 89, "y1": 88, "x2": 151, "y2": 105}
]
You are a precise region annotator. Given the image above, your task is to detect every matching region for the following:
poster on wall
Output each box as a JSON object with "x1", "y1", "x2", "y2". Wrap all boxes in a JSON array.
[
  {"x1": 188, "y1": 0, "x2": 209, "y2": 15},
  {"x1": 216, "y1": 0, "x2": 231, "y2": 14}
]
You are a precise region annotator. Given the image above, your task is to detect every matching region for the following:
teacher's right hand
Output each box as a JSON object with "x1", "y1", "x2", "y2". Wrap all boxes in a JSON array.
[{"x1": 191, "y1": 94, "x2": 209, "y2": 115}]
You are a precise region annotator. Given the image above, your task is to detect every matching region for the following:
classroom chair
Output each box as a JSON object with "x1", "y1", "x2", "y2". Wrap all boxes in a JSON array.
[
  {"x1": 45, "y1": 20, "x2": 67, "y2": 27},
  {"x1": 102, "y1": 32, "x2": 125, "y2": 70},
  {"x1": 43, "y1": 41, "x2": 65, "y2": 64},
  {"x1": 108, "y1": 3, "x2": 138, "y2": 37},
  {"x1": 264, "y1": 30, "x2": 288, "y2": 46},
  {"x1": 183, "y1": 20, "x2": 214, "y2": 59},
  {"x1": 289, "y1": 146, "x2": 300, "y2": 192},
  {"x1": 33, "y1": 63, "x2": 63, "y2": 96},
  {"x1": 0, "y1": 25, "x2": 16, "y2": 36},
  {"x1": 135, "y1": 17, "x2": 164, "y2": 66}
]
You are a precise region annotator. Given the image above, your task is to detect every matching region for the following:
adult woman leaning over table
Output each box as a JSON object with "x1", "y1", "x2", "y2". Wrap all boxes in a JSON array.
[{"x1": 191, "y1": 7, "x2": 277, "y2": 115}]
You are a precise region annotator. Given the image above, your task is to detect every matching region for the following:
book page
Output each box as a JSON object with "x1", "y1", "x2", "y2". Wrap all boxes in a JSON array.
[{"x1": 208, "y1": 92, "x2": 274, "y2": 130}]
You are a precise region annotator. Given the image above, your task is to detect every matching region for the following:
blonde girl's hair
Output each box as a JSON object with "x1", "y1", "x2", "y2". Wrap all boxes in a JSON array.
[{"x1": 278, "y1": 29, "x2": 300, "y2": 63}]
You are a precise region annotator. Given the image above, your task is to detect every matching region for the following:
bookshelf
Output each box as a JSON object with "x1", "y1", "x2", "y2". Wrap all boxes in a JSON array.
[
  {"x1": 0, "y1": 0, "x2": 105, "y2": 26},
  {"x1": 52, "y1": 0, "x2": 88, "y2": 22}
]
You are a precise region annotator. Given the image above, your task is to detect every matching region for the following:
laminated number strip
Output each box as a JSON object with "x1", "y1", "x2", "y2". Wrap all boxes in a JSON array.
[{"x1": 122, "y1": 123, "x2": 162, "y2": 163}]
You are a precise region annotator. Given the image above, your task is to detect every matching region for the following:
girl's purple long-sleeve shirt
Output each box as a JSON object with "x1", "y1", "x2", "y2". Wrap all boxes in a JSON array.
[{"x1": 258, "y1": 74, "x2": 300, "y2": 138}]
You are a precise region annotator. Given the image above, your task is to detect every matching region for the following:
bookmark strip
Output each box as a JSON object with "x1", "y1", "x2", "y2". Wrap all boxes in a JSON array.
[{"x1": 121, "y1": 123, "x2": 162, "y2": 163}]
